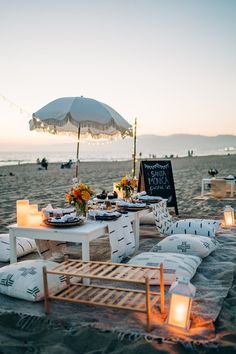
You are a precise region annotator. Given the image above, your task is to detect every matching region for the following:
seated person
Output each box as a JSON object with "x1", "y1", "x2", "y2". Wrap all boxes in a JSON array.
[
  {"x1": 61, "y1": 159, "x2": 73, "y2": 169},
  {"x1": 41, "y1": 157, "x2": 48, "y2": 170}
]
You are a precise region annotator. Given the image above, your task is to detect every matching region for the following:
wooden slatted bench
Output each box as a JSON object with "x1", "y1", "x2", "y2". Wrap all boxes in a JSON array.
[{"x1": 43, "y1": 258, "x2": 165, "y2": 331}]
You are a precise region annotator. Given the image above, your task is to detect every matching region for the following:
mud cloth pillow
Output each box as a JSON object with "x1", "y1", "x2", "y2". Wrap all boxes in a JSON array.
[
  {"x1": 0, "y1": 259, "x2": 66, "y2": 301},
  {"x1": 168, "y1": 220, "x2": 220, "y2": 238},
  {"x1": 151, "y1": 234, "x2": 219, "y2": 258},
  {"x1": 128, "y1": 252, "x2": 201, "y2": 285},
  {"x1": 0, "y1": 234, "x2": 37, "y2": 262}
]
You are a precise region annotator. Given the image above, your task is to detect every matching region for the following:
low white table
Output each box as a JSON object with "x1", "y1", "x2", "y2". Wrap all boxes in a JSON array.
[
  {"x1": 201, "y1": 178, "x2": 235, "y2": 197},
  {"x1": 8, "y1": 209, "x2": 150, "y2": 264}
]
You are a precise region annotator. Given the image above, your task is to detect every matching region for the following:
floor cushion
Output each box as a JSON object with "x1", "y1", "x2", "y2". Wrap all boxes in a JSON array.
[
  {"x1": 151, "y1": 234, "x2": 219, "y2": 258},
  {"x1": 0, "y1": 234, "x2": 37, "y2": 262},
  {"x1": 139, "y1": 212, "x2": 156, "y2": 225},
  {"x1": 128, "y1": 252, "x2": 201, "y2": 285},
  {"x1": 0, "y1": 259, "x2": 66, "y2": 301},
  {"x1": 168, "y1": 220, "x2": 220, "y2": 238}
]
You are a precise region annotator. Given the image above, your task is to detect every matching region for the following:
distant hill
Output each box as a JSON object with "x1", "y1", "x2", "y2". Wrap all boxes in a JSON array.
[
  {"x1": 1, "y1": 134, "x2": 236, "y2": 158},
  {"x1": 135, "y1": 134, "x2": 236, "y2": 157}
]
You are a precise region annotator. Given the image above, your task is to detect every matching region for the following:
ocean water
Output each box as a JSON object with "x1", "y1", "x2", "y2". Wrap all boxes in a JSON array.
[
  {"x1": 0, "y1": 147, "x2": 235, "y2": 167},
  {"x1": 0, "y1": 150, "x2": 131, "y2": 167}
]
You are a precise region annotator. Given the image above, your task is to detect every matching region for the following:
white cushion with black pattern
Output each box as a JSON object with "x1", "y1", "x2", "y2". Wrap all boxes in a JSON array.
[
  {"x1": 152, "y1": 200, "x2": 221, "y2": 237},
  {"x1": 0, "y1": 259, "x2": 66, "y2": 302},
  {"x1": 152, "y1": 200, "x2": 173, "y2": 236},
  {"x1": 107, "y1": 215, "x2": 135, "y2": 263},
  {"x1": 168, "y1": 220, "x2": 220, "y2": 238},
  {"x1": 128, "y1": 252, "x2": 201, "y2": 285},
  {"x1": 0, "y1": 234, "x2": 37, "y2": 262},
  {"x1": 151, "y1": 234, "x2": 219, "y2": 258}
]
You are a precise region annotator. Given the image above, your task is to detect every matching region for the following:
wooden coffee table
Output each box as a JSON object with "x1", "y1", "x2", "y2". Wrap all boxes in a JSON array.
[{"x1": 43, "y1": 258, "x2": 165, "y2": 332}]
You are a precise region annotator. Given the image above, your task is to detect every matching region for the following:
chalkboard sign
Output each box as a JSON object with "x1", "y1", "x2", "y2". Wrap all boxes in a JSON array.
[{"x1": 138, "y1": 160, "x2": 178, "y2": 215}]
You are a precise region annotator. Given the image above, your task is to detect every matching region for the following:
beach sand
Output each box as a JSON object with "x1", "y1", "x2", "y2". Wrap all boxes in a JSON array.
[{"x1": 0, "y1": 155, "x2": 236, "y2": 353}]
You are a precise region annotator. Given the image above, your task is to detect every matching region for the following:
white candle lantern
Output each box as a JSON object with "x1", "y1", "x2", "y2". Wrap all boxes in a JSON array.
[
  {"x1": 16, "y1": 200, "x2": 29, "y2": 226},
  {"x1": 223, "y1": 205, "x2": 235, "y2": 227},
  {"x1": 167, "y1": 278, "x2": 196, "y2": 331}
]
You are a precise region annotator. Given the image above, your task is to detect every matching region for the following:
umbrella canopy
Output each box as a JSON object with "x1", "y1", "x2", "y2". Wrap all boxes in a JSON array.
[
  {"x1": 29, "y1": 96, "x2": 133, "y2": 177},
  {"x1": 30, "y1": 96, "x2": 132, "y2": 139}
]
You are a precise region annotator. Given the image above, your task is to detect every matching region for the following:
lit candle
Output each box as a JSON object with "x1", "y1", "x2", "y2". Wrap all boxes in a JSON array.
[
  {"x1": 16, "y1": 200, "x2": 29, "y2": 226},
  {"x1": 30, "y1": 204, "x2": 38, "y2": 213},
  {"x1": 27, "y1": 212, "x2": 42, "y2": 227}
]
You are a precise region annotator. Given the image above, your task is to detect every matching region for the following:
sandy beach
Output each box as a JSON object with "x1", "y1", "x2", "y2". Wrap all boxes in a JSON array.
[{"x1": 0, "y1": 155, "x2": 236, "y2": 353}]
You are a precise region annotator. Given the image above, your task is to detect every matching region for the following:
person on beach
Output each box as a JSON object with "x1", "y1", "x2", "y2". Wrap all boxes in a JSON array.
[
  {"x1": 61, "y1": 159, "x2": 73, "y2": 169},
  {"x1": 41, "y1": 157, "x2": 48, "y2": 170}
]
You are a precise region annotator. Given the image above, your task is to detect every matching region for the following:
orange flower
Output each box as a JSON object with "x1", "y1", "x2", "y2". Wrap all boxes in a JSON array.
[
  {"x1": 73, "y1": 189, "x2": 80, "y2": 197},
  {"x1": 81, "y1": 190, "x2": 91, "y2": 201},
  {"x1": 65, "y1": 194, "x2": 72, "y2": 202},
  {"x1": 130, "y1": 179, "x2": 137, "y2": 189},
  {"x1": 65, "y1": 182, "x2": 94, "y2": 205}
]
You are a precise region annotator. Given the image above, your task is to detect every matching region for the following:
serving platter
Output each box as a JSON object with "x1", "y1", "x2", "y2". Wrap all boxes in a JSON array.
[
  {"x1": 136, "y1": 199, "x2": 161, "y2": 204},
  {"x1": 94, "y1": 214, "x2": 122, "y2": 221},
  {"x1": 117, "y1": 205, "x2": 148, "y2": 212},
  {"x1": 44, "y1": 218, "x2": 85, "y2": 227}
]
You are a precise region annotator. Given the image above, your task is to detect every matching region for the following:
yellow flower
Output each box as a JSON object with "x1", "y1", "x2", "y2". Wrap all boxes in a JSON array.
[
  {"x1": 81, "y1": 190, "x2": 91, "y2": 201},
  {"x1": 121, "y1": 177, "x2": 128, "y2": 186},
  {"x1": 79, "y1": 183, "x2": 87, "y2": 190}
]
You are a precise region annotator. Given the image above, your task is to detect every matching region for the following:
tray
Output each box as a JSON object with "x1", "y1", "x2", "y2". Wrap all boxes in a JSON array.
[
  {"x1": 117, "y1": 206, "x2": 147, "y2": 212},
  {"x1": 136, "y1": 199, "x2": 161, "y2": 204},
  {"x1": 95, "y1": 214, "x2": 121, "y2": 221},
  {"x1": 44, "y1": 218, "x2": 85, "y2": 227}
]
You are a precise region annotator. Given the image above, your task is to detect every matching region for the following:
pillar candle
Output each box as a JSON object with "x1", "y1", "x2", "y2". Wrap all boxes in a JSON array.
[
  {"x1": 27, "y1": 212, "x2": 42, "y2": 227},
  {"x1": 16, "y1": 200, "x2": 29, "y2": 226}
]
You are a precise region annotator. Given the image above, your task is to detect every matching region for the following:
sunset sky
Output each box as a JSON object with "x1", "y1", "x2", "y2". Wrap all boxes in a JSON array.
[{"x1": 0, "y1": 0, "x2": 236, "y2": 147}]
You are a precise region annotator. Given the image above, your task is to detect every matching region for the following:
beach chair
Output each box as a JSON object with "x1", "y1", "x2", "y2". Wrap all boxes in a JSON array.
[{"x1": 152, "y1": 199, "x2": 221, "y2": 237}]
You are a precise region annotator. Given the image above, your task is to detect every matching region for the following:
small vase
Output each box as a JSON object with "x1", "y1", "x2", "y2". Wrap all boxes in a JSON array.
[
  {"x1": 75, "y1": 202, "x2": 88, "y2": 218},
  {"x1": 123, "y1": 189, "x2": 132, "y2": 202}
]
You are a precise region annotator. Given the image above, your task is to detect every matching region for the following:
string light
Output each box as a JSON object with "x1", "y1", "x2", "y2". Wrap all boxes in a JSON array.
[{"x1": 0, "y1": 93, "x2": 32, "y2": 119}]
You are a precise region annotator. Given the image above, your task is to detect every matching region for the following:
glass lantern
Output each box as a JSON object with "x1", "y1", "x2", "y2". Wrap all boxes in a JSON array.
[
  {"x1": 167, "y1": 278, "x2": 196, "y2": 331},
  {"x1": 223, "y1": 205, "x2": 235, "y2": 227}
]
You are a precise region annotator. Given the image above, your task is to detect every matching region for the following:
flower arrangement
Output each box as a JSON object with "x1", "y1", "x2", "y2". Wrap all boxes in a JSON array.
[
  {"x1": 116, "y1": 176, "x2": 137, "y2": 199},
  {"x1": 65, "y1": 183, "x2": 95, "y2": 216}
]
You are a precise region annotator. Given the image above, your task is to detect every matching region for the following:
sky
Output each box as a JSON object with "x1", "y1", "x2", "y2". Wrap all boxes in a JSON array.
[{"x1": 0, "y1": 0, "x2": 236, "y2": 147}]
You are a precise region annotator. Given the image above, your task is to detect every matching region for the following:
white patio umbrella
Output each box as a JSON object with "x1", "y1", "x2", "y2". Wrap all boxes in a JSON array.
[{"x1": 29, "y1": 96, "x2": 133, "y2": 178}]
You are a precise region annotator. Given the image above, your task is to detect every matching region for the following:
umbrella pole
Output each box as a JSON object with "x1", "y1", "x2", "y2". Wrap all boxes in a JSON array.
[
  {"x1": 132, "y1": 117, "x2": 137, "y2": 178},
  {"x1": 75, "y1": 126, "x2": 81, "y2": 179}
]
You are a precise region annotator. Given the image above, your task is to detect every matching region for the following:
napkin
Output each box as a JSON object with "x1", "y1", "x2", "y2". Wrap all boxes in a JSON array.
[
  {"x1": 42, "y1": 204, "x2": 75, "y2": 219},
  {"x1": 88, "y1": 210, "x2": 121, "y2": 218},
  {"x1": 136, "y1": 191, "x2": 147, "y2": 197},
  {"x1": 137, "y1": 195, "x2": 163, "y2": 201},
  {"x1": 48, "y1": 214, "x2": 79, "y2": 223},
  {"x1": 225, "y1": 175, "x2": 235, "y2": 180}
]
